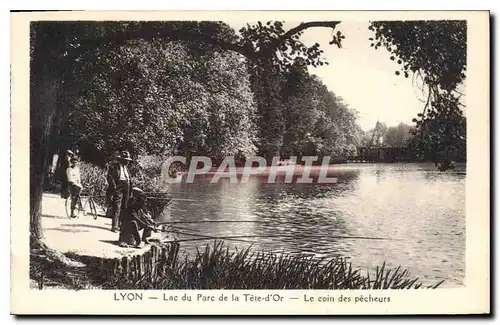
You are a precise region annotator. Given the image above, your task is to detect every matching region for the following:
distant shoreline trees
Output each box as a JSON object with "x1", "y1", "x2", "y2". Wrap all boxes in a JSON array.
[{"x1": 360, "y1": 119, "x2": 465, "y2": 163}]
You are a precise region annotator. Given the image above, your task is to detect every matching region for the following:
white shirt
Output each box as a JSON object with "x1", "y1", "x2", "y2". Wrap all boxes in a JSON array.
[
  {"x1": 119, "y1": 163, "x2": 130, "y2": 181},
  {"x1": 66, "y1": 166, "x2": 82, "y2": 187}
]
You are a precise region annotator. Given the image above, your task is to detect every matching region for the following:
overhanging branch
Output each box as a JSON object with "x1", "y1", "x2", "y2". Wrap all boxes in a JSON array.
[
  {"x1": 259, "y1": 21, "x2": 342, "y2": 57},
  {"x1": 71, "y1": 22, "x2": 252, "y2": 60},
  {"x1": 280, "y1": 21, "x2": 341, "y2": 43}
]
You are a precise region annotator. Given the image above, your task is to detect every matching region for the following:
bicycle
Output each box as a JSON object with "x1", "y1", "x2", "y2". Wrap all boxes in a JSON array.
[{"x1": 65, "y1": 187, "x2": 98, "y2": 220}]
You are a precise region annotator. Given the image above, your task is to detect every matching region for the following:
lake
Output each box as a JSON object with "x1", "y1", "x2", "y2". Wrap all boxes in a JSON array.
[{"x1": 160, "y1": 162, "x2": 466, "y2": 287}]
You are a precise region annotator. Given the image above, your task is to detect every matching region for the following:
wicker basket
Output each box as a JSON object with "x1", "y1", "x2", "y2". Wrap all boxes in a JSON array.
[{"x1": 143, "y1": 192, "x2": 174, "y2": 220}]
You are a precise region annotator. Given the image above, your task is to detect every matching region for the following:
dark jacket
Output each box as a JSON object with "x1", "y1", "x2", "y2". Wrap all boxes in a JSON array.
[
  {"x1": 106, "y1": 160, "x2": 132, "y2": 191},
  {"x1": 122, "y1": 198, "x2": 155, "y2": 228}
]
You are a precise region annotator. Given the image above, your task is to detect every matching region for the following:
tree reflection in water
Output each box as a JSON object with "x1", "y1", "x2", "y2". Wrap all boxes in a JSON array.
[{"x1": 160, "y1": 163, "x2": 465, "y2": 287}]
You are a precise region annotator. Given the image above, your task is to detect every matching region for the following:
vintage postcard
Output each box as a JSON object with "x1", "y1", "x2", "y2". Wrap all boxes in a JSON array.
[{"x1": 10, "y1": 10, "x2": 490, "y2": 315}]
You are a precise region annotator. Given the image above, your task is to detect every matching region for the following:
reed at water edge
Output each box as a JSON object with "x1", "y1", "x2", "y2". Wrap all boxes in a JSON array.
[
  {"x1": 101, "y1": 240, "x2": 444, "y2": 290},
  {"x1": 31, "y1": 236, "x2": 444, "y2": 290}
]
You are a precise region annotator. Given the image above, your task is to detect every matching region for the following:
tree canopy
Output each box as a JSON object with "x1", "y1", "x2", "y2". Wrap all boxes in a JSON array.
[
  {"x1": 369, "y1": 20, "x2": 466, "y2": 91},
  {"x1": 369, "y1": 20, "x2": 466, "y2": 162},
  {"x1": 67, "y1": 39, "x2": 257, "y2": 161}
]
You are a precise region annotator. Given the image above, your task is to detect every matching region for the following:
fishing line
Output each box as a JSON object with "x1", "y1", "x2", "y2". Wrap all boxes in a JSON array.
[
  {"x1": 169, "y1": 229, "x2": 395, "y2": 242},
  {"x1": 168, "y1": 225, "x2": 201, "y2": 233},
  {"x1": 169, "y1": 230, "x2": 258, "y2": 244},
  {"x1": 156, "y1": 220, "x2": 274, "y2": 225}
]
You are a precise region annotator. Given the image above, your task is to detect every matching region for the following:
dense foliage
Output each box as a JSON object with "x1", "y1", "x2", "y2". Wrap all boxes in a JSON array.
[
  {"x1": 369, "y1": 21, "x2": 466, "y2": 89},
  {"x1": 59, "y1": 21, "x2": 361, "y2": 164},
  {"x1": 68, "y1": 39, "x2": 257, "y2": 160},
  {"x1": 385, "y1": 123, "x2": 414, "y2": 147},
  {"x1": 235, "y1": 21, "x2": 344, "y2": 159},
  {"x1": 369, "y1": 20, "x2": 467, "y2": 164},
  {"x1": 280, "y1": 62, "x2": 361, "y2": 158}
]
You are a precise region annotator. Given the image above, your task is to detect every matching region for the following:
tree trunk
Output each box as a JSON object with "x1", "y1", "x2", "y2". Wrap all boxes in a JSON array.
[
  {"x1": 250, "y1": 58, "x2": 285, "y2": 164},
  {"x1": 30, "y1": 72, "x2": 61, "y2": 239}
]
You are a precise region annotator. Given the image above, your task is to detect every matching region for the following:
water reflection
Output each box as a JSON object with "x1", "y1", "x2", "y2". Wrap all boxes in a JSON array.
[{"x1": 160, "y1": 163, "x2": 465, "y2": 287}]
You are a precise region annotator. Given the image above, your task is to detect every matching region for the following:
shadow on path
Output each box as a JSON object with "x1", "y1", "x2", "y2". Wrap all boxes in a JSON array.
[
  {"x1": 60, "y1": 223, "x2": 112, "y2": 232},
  {"x1": 42, "y1": 214, "x2": 67, "y2": 220},
  {"x1": 99, "y1": 239, "x2": 120, "y2": 247},
  {"x1": 44, "y1": 227, "x2": 90, "y2": 233}
]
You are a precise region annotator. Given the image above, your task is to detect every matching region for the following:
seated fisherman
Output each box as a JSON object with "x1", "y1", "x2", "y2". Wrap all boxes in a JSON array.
[{"x1": 118, "y1": 187, "x2": 157, "y2": 248}]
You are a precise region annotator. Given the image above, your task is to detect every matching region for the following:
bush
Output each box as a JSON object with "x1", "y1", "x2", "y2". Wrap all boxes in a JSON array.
[
  {"x1": 79, "y1": 156, "x2": 170, "y2": 216},
  {"x1": 131, "y1": 155, "x2": 165, "y2": 193},
  {"x1": 79, "y1": 162, "x2": 108, "y2": 207}
]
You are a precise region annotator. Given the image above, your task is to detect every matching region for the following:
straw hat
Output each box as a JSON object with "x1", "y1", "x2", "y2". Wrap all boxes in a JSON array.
[
  {"x1": 132, "y1": 187, "x2": 144, "y2": 194},
  {"x1": 131, "y1": 187, "x2": 146, "y2": 199},
  {"x1": 117, "y1": 151, "x2": 133, "y2": 161}
]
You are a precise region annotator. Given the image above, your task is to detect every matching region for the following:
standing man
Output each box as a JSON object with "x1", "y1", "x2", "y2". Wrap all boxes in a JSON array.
[
  {"x1": 106, "y1": 151, "x2": 133, "y2": 232},
  {"x1": 66, "y1": 157, "x2": 83, "y2": 218}
]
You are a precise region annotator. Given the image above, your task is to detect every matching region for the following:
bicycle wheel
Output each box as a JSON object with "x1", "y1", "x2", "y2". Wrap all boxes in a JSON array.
[
  {"x1": 79, "y1": 196, "x2": 97, "y2": 219},
  {"x1": 65, "y1": 196, "x2": 80, "y2": 219},
  {"x1": 87, "y1": 197, "x2": 98, "y2": 220}
]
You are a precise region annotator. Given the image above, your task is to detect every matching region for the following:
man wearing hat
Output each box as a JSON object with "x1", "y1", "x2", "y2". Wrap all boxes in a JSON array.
[{"x1": 106, "y1": 151, "x2": 133, "y2": 232}]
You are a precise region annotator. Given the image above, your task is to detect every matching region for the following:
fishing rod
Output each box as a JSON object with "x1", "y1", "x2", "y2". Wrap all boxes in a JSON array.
[
  {"x1": 140, "y1": 214, "x2": 399, "y2": 242},
  {"x1": 167, "y1": 198, "x2": 201, "y2": 202},
  {"x1": 133, "y1": 209, "x2": 270, "y2": 231},
  {"x1": 167, "y1": 230, "x2": 260, "y2": 244},
  {"x1": 175, "y1": 237, "x2": 259, "y2": 244},
  {"x1": 133, "y1": 213, "x2": 198, "y2": 234},
  {"x1": 168, "y1": 225, "x2": 202, "y2": 233},
  {"x1": 151, "y1": 228, "x2": 256, "y2": 244},
  {"x1": 155, "y1": 220, "x2": 274, "y2": 225},
  {"x1": 169, "y1": 229, "x2": 395, "y2": 242},
  {"x1": 143, "y1": 192, "x2": 200, "y2": 202}
]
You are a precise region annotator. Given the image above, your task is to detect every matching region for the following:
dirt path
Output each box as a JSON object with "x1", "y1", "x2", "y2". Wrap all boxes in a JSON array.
[{"x1": 41, "y1": 193, "x2": 166, "y2": 260}]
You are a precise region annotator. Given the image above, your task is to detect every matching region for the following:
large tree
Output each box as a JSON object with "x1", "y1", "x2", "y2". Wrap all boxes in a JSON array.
[{"x1": 235, "y1": 21, "x2": 344, "y2": 160}]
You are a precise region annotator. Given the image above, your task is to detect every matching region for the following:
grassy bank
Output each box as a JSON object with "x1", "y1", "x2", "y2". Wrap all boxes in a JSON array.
[
  {"x1": 30, "y1": 235, "x2": 96, "y2": 289},
  {"x1": 31, "y1": 239, "x2": 443, "y2": 290}
]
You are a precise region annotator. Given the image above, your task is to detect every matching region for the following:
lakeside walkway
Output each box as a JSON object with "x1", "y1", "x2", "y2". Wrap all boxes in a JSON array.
[{"x1": 40, "y1": 193, "x2": 168, "y2": 260}]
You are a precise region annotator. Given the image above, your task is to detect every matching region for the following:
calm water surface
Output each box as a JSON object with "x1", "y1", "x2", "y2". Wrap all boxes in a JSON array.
[{"x1": 160, "y1": 163, "x2": 466, "y2": 287}]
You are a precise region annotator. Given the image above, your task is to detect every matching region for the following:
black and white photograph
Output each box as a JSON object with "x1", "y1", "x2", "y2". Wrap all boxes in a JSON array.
[{"x1": 10, "y1": 10, "x2": 489, "y2": 315}]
